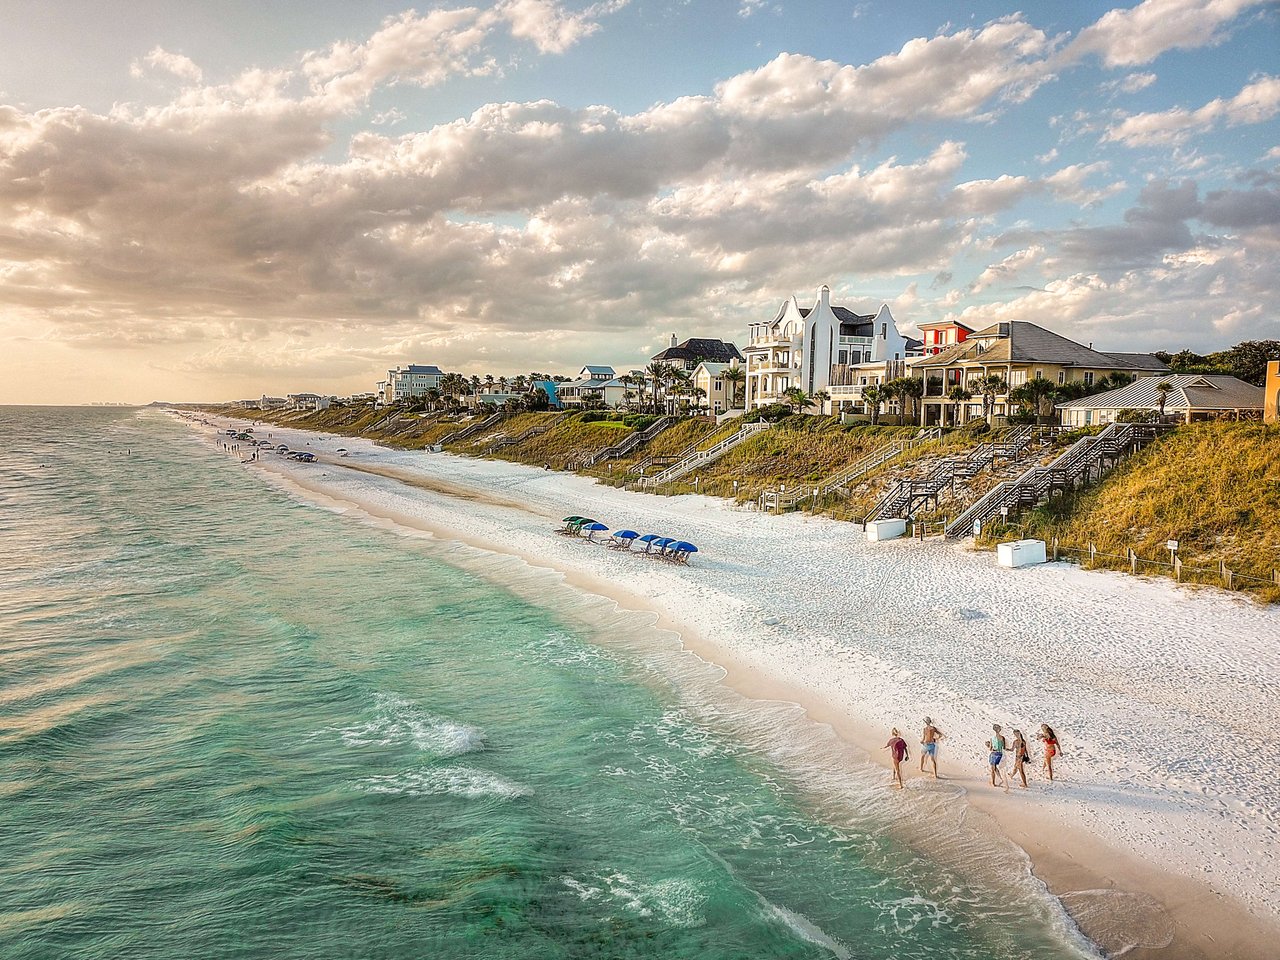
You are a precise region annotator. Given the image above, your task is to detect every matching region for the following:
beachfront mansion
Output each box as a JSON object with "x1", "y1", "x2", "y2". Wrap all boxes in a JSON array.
[{"x1": 743, "y1": 286, "x2": 921, "y2": 412}]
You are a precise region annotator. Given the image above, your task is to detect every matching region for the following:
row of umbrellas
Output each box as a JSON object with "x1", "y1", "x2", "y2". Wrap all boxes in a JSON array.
[{"x1": 559, "y1": 516, "x2": 700, "y2": 561}]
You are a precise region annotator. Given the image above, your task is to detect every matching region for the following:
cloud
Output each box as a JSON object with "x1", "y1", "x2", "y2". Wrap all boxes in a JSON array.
[
  {"x1": 1105, "y1": 75, "x2": 1280, "y2": 146},
  {"x1": 130, "y1": 46, "x2": 203, "y2": 84},
  {"x1": 970, "y1": 245, "x2": 1045, "y2": 293},
  {"x1": 1044, "y1": 161, "x2": 1126, "y2": 206},
  {"x1": 1064, "y1": 0, "x2": 1268, "y2": 67}
]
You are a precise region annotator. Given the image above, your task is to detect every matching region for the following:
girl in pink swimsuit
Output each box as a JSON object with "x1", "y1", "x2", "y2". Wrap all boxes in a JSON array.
[{"x1": 884, "y1": 729, "x2": 909, "y2": 789}]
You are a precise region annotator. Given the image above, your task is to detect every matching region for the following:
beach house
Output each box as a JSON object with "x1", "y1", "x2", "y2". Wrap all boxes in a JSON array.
[
  {"x1": 379, "y1": 364, "x2": 444, "y2": 404},
  {"x1": 286, "y1": 393, "x2": 333, "y2": 412},
  {"x1": 910, "y1": 322, "x2": 1169, "y2": 425},
  {"x1": 1057, "y1": 374, "x2": 1265, "y2": 426},
  {"x1": 691, "y1": 361, "x2": 742, "y2": 416},
  {"x1": 651, "y1": 335, "x2": 744, "y2": 372},
  {"x1": 744, "y1": 285, "x2": 918, "y2": 414},
  {"x1": 556, "y1": 365, "x2": 633, "y2": 408}
]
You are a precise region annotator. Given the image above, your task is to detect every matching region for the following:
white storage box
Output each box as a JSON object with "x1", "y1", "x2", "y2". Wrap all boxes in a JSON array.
[
  {"x1": 866, "y1": 519, "x2": 907, "y2": 542},
  {"x1": 997, "y1": 539, "x2": 1047, "y2": 568}
]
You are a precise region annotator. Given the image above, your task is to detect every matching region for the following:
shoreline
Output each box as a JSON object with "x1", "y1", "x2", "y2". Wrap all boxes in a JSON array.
[{"x1": 194, "y1": 413, "x2": 1280, "y2": 959}]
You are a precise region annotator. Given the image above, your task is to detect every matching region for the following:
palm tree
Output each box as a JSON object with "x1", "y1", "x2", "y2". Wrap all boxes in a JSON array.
[
  {"x1": 646, "y1": 360, "x2": 668, "y2": 414},
  {"x1": 879, "y1": 379, "x2": 903, "y2": 421},
  {"x1": 973, "y1": 374, "x2": 1008, "y2": 425},
  {"x1": 722, "y1": 366, "x2": 746, "y2": 410},
  {"x1": 946, "y1": 386, "x2": 973, "y2": 426},
  {"x1": 783, "y1": 386, "x2": 811, "y2": 414},
  {"x1": 1018, "y1": 376, "x2": 1057, "y2": 424},
  {"x1": 898, "y1": 377, "x2": 924, "y2": 425},
  {"x1": 862, "y1": 385, "x2": 884, "y2": 425},
  {"x1": 1156, "y1": 381, "x2": 1172, "y2": 418},
  {"x1": 811, "y1": 389, "x2": 831, "y2": 415}
]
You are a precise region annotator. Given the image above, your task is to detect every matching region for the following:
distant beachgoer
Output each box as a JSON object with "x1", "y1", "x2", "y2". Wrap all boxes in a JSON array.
[
  {"x1": 1011, "y1": 729, "x2": 1030, "y2": 788},
  {"x1": 544, "y1": 462, "x2": 551, "y2": 470},
  {"x1": 1038, "y1": 724, "x2": 1062, "y2": 781},
  {"x1": 989, "y1": 724, "x2": 1007, "y2": 789},
  {"x1": 920, "y1": 717, "x2": 944, "y2": 778},
  {"x1": 884, "y1": 728, "x2": 909, "y2": 789}
]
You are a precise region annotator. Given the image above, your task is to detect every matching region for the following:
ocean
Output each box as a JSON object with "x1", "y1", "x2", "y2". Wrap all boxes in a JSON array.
[{"x1": 0, "y1": 406, "x2": 1092, "y2": 959}]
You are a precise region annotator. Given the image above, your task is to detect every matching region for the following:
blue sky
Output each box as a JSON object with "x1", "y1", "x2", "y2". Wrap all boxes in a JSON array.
[{"x1": 1, "y1": 0, "x2": 1277, "y2": 402}]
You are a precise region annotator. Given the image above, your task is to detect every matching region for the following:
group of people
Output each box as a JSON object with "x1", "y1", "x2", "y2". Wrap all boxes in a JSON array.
[{"x1": 882, "y1": 719, "x2": 1063, "y2": 790}]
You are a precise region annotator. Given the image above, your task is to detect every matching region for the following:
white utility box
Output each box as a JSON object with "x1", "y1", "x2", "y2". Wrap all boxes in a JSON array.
[
  {"x1": 997, "y1": 539, "x2": 1047, "y2": 568},
  {"x1": 866, "y1": 519, "x2": 907, "y2": 542}
]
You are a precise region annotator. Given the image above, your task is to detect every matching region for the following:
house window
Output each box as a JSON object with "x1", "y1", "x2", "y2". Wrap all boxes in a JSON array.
[
  {"x1": 838, "y1": 350, "x2": 848, "y2": 365},
  {"x1": 1034, "y1": 369, "x2": 1043, "y2": 381},
  {"x1": 863, "y1": 351, "x2": 872, "y2": 363},
  {"x1": 713, "y1": 379, "x2": 723, "y2": 391},
  {"x1": 1010, "y1": 370, "x2": 1026, "y2": 386},
  {"x1": 1083, "y1": 372, "x2": 1095, "y2": 386},
  {"x1": 1058, "y1": 371, "x2": 1066, "y2": 385}
]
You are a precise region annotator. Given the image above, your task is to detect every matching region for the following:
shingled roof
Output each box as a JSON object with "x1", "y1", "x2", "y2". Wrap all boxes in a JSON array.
[
  {"x1": 651, "y1": 338, "x2": 743, "y2": 364},
  {"x1": 914, "y1": 321, "x2": 1170, "y2": 371}
]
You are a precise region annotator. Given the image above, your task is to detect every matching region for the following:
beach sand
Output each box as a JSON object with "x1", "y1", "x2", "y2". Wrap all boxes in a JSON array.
[{"x1": 199, "y1": 416, "x2": 1280, "y2": 958}]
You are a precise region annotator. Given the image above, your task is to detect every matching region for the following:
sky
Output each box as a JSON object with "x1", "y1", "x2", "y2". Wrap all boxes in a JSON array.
[{"x1": 1, "y1": 0, "x2": 1277, "y2": 403}]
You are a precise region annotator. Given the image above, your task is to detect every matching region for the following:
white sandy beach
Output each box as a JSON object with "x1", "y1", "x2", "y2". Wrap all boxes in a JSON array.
[{"x1": 201, "y1": 415, "x2": 1280, "y2": 957}]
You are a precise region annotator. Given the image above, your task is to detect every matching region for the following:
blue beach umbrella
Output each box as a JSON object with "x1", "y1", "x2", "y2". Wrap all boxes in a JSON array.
[
  {"x1": 671, "y1": 541, "x2": 698, "y2": 553},
  {"x1": 651, "y1": 537, "x2": 674, "y2": 553},
  {"x1": 581, "y1": 521, "x2": 608, "y2": 542},
  {"x1": 613, "y1": 530, "x2": 639, "y2": 540}
]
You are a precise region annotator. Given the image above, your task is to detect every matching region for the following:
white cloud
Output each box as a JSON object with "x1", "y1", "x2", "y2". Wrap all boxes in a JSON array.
[
  {"x1": 1065, "y1": 0, "x2": 1268, "y2": 67},
  {"x1": 1105, "y1": 75, "x2": 1280, "y2": 146},
  {"x1": 1044, "y1": 162, "x2": 1126, "y2": 206},
  {"x1": 970, "y1": 245, "x2": 1045, "y2": 293},
  {"x1": 130, "y1": 46, "x2": 203, "y2": 84}
]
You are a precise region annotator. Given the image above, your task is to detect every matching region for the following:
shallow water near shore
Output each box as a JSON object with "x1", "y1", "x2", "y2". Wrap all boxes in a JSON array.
[{"x1": 0, "y1": 406, "x2": 1093, "y2": 959}]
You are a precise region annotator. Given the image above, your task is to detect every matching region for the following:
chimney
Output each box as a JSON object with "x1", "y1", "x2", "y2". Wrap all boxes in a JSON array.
[
  {"x1": 1088, "y1": 342, "x2": 1093, "y2": 349},
  {"x1": 819, "y1": 284, "x2": 830, "y2": 310},
  {"x1": 670, "y1": 333, "x2": 677, "y2": 348}
]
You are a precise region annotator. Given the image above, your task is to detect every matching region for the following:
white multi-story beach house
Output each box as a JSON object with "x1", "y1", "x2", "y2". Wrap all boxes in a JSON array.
[
  {"x1": 744, "y1": 285, "x2": 919, "y2": 414},
  {"x1": 286, "y1": 393, "x2": 333, "y2": 412},
  {"x1": 378, "y1": 364, "x2": 444, "y2": 404}
]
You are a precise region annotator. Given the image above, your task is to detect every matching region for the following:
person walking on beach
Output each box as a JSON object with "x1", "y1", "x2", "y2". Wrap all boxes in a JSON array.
[
  {"x1": 884, "y1": 729, "x2": 909, "y2": 789},
  {"x1": 1011, "y1": 729, "x2": 1031, "y2": 788},
  {"x1": 919, "y1": 717, "x2": 944, "y2": 778},
  {"x1": 989, "y1": 724, "x2": 1008, "y2": 790},
  {"x1": 1038, "y1": 724, "x2": 1062, "y2": 781}
]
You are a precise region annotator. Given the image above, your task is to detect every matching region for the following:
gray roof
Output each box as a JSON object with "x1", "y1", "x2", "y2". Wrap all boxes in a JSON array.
[
  {"x1": 915, "y1": 321, "x2": 1170, "y2": 372},
  {"x1": 582, "y1": 365, "x2": 615, "y2": 375},
  {"x1": 1058, "y1": 375, "x2": 1263, "y2": 411},
  {"x1": 403, "y1": 364, "x2": 443, "y2": 375}
]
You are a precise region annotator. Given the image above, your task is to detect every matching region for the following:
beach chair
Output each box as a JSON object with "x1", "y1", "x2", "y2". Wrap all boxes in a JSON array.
[{"x1": 608, "y1": 530, "x2": 639, "y2": 550}]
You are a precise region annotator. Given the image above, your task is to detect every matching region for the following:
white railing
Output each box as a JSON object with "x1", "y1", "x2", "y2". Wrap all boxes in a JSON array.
[{"x1": 761, "y1": 428, "x2": 942, "y2": 511}]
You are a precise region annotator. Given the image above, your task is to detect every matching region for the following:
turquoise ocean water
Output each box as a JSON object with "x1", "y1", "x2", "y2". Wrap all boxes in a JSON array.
[{"x1": 0, "y1": 407, "x2": 1091, "y2": 959}]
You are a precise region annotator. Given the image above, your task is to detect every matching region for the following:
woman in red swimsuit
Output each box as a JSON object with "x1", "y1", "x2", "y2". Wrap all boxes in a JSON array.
[
  {"x1": 1039, "y1": 724, "x2": 1063, "y2": 781},
  {"x1": 883, "y1": 728, "x2": 909, "y2": 789}
]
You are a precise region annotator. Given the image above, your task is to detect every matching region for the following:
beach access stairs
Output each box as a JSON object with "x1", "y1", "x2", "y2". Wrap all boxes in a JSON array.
[
  {"x1": 865, "y1": 425, "x2": 1052, "y2": 523},
  {"x1": 483, "y1": 414, "x2": 564, "y2": 454},
  {"x1": 635, "y1": 421, "x2": 770, "y2": 488},
  {"x1": 438, "y1": 411, "x2": 505, "y2": 447},
  {"x1": 944, "y1": 421, "x2": 1173, "y2": 539},
  {"x1": 580, "y1": 417, "x2": 674, "y2": 468},
  {"x1": 760, "y1": 428, "x2": 943, "y2": 512}
]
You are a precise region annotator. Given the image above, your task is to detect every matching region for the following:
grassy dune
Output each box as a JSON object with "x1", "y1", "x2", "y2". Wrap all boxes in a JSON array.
[
  {"x1": 482, "y1": 414, "x2": 634, "y2": 468},
  {"x1": 651, "y1": 418, "x2": 924, "y2": 503},
  {"x1": 995, "y1": 423, "x2": 1280, "y2": 598}
]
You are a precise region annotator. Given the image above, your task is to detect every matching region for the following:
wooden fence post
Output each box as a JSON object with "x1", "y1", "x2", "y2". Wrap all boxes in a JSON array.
[
  {"x1": 1174, "y1": 555, "x2": 1182, "y2": 582},
  {"x1": 1088, "y1": 543, "x2": 1096, "y2": 566},
  {"x1": 1129, "y1": 548, "x2": 1138, "y2": 575},
  {"x1": 1052, "y1": 536, "x2": 1059, "y2": 562}
]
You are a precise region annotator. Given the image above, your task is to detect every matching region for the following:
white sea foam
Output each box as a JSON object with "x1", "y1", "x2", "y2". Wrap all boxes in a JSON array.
[
  {"x1": 357, "y1": 765, "x2": 531, "y2": 800},
  {"x1": 760, "y1": 900, "x2": 852, "y2": 960},
  {"x1": 333, "y1": 693, "x2": 486, "y2": 757},
  {"x1": 559, "y1": 872, "x2": 707, "y2": 928}
]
